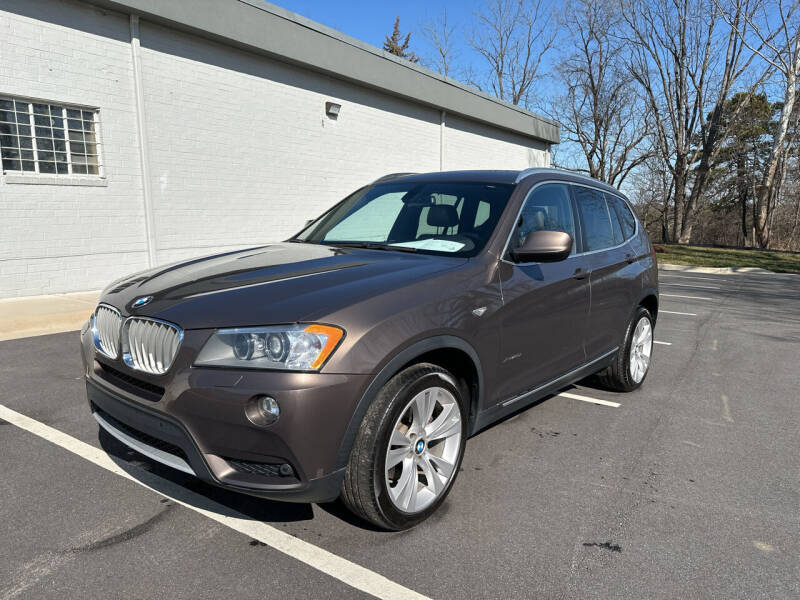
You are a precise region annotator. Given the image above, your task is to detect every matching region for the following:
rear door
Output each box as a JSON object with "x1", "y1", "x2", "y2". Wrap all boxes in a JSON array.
[
  {"x1": 494, "y1": 182, "x2": 589, "y2": 403},
  {"x1": 573, "y1": 186, "x2": 637, "y2": 359}
]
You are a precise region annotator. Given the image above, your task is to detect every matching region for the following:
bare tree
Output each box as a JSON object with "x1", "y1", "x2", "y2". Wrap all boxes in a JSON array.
[
  {"x1": 555, "y1": 0, "x2": 652, "y2": 186},
  {"x1": 623, "y1": 0, "x2": 763, "y2": 243},
  {"x1": 469, "y1": 0, "x2": 557, "y2": 107},
  {"x1": 421, "y1": 11, "x2": 457, "y2": 77},
  {"x1": 721, "y1": 0, "x2": 800, "y2": 247}
]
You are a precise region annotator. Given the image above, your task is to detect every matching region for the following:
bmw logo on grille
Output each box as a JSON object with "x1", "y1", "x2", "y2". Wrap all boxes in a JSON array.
[
  {"x1": 132, "y1": 295, "x2": 153, "y2": 308},
  {"x1": 415, "y1": 439, "x2": 425, "y2": 454}
]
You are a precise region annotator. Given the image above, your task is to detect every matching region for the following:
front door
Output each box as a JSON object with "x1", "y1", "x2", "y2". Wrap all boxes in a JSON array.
[{"x1": 494, "y1": 183, "x2": 589, "y2": 404}]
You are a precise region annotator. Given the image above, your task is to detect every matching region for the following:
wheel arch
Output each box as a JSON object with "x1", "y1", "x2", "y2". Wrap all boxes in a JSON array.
[
  {"x1": 334, "y1": 335, "x2": 484, "y2": 471},
  {"x1": 639, "y1": 289, "x2": 659, "y2": 325}
]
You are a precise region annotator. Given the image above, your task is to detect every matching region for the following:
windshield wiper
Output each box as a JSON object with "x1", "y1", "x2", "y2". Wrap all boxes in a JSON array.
[{"x1": 332, "y1": 242, "x2": 418, "y2": 253}]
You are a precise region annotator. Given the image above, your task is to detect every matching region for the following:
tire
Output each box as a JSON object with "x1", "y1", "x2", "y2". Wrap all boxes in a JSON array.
[
  {"x1": 597, "y1": 306, "x2": 654, "y2": 392},
  {"x1": 341, "y1": 363, "x2": 468, "y2": 530}
]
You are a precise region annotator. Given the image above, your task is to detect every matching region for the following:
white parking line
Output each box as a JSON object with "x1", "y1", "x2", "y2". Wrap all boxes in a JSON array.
[
  {"x1": 558, "y1": 391, "x2": 620, "y2": 408},
  {"x1": 661, "y1": 282, "x2": 721, "y2": 290},
  {"x1": 659, "y1": 274, "x2": 725, "y2": 282},
  {"x1": 654, "y1": 341, "x2": 671, "y2": 346},
  {"x1": 661, "y1": 293, "x2": 713, "y2": 301},
  {"x1": 660, "y1": 310, "x2": 697, "y2": 316},
  {"x1": 0, "y1": 403, "x2": 430, "y2": 600}
]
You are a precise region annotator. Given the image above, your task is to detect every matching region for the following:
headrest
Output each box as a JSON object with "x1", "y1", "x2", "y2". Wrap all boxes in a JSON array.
[
  {"x1": 427, "y1": 204, "x2": 459, "y2": 228},
  {"x1": 530, "y1": 208, "x2": 546, "y2": 230}
]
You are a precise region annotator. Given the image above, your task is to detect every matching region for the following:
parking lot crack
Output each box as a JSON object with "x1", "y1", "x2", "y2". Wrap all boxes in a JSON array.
[{"x1": 581, "y1": 541, "x2": 622, "y2": 553}]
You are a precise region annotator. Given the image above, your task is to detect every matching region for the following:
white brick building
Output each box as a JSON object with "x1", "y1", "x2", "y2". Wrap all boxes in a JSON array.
[{"x1": 0, "y1": 0, "x2": 559, "y2": 299}]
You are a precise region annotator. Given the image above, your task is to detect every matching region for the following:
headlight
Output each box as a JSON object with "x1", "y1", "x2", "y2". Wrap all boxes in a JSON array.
[{"x1": 195, "y1": 324, "x2": 344, "y2": 371}]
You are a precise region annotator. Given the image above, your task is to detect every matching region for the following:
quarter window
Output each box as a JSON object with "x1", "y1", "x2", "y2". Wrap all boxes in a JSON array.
[
  {"x1": 0, "y1": 96, "x2": 102, "y2": 176},
  {"x1": 510, "y1": 183, "x2": 576, "y2": 253},
  {"x1": 574, "y1": 186, "x2": 615, "y2": 251},
  {"x1": 607, "y1": 195, "x2": 625, "y2": 245},
  {"x1": 606, "y1": 194, "x2": 637, "y2": 241}
]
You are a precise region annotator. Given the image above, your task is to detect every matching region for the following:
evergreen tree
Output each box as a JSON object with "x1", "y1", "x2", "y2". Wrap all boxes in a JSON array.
[
  {"x1": 383, "y1": 16, "x2": 419, "y2": 63},
  {"x1": 706, "y1": 93, "x2": 774, "y2": 246}
]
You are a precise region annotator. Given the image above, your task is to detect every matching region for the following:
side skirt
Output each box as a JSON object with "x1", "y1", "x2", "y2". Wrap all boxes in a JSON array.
[{"x1": 471, "y1": 347, "x2": 619, "y2": 434}]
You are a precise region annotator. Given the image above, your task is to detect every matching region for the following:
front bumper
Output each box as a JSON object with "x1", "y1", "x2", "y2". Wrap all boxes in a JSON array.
[{"x1": 80, "y1": 327, "x2": 369, "y2": 503}]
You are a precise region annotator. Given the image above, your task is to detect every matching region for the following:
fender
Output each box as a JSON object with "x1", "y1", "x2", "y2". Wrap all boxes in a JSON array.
[
  {"x1": 640, "y1": 286, "x2": 660, "y2": 325},
  {"x1": 333, "y1": 335, "x2": 484, "y2": 471}
]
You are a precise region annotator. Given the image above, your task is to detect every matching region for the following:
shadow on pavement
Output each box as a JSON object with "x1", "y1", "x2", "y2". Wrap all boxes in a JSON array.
[{"x1": 98, "y1": 428, "x2": 315, "y2": 524}]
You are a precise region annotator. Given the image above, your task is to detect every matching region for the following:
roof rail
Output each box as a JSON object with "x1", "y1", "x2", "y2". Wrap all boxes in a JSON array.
[
  {"x1": 514, "y1": 167, "x2": 603, "y2": 185},
  {"x1": 372, "y1": 172, "x2": 417, "y2": 184}
]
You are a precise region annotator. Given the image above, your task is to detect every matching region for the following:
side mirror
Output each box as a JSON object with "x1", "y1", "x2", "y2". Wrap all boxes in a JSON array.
[{"x1": 509, "y1": 230, "x2": 572, "y2": 263}]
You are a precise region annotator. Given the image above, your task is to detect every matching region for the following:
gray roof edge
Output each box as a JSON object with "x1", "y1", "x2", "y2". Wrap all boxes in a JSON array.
[{"x1": 84, "y1": 0, "x2": 560, "y2": 144}]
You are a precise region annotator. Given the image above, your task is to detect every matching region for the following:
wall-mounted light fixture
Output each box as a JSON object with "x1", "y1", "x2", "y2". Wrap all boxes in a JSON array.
[{"x1": 325, "y1": 101, "x2": 341, "y2": 119}]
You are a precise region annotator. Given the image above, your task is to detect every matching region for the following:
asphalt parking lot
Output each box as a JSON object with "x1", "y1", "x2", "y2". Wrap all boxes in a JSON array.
[{"x1": 1, "y1": 268, "x2": 799, "y2": 599}]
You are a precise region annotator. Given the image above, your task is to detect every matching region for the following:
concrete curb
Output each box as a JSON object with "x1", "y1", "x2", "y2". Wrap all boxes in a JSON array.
[
  {"x1": 658, "y1": 263, "x2": 798, "y2": 276},
  {"x1": 0, "y1": 291, "x2": 100, "y2": 342}
]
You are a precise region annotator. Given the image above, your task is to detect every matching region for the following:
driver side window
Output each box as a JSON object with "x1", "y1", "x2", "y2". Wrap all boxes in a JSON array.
[{"x1": 510, "y1": 183, "x2": 576, "y2": 253}]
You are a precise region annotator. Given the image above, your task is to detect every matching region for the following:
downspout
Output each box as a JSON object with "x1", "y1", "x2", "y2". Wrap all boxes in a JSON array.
[
  {"x1": 129, "y1": 15, "x2": 157, "y2": 268},
  {"x1": 439, "y1": 110, "x2": 446, "y2": 171}
]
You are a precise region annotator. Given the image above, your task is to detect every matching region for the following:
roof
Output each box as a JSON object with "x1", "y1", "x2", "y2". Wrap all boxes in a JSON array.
[
  {"x1": 382, "y1": 170, "x2": 522, "y2": 185},
  {"x1": 378, "y1": 169, "x2": 619, "y2": 190},
  {"x1": 85, "y1": 0, "x2": 560, "y2": 144}
]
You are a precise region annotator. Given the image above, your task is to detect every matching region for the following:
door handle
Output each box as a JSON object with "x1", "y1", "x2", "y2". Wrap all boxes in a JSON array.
[{"x1": 573, "y1": 267, "x2": 589, "y2": 280}]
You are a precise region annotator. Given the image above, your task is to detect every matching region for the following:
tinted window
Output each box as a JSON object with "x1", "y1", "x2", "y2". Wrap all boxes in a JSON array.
[
  {"x1": 509, "y1": 183, "x2": 576, "y2": 253},
  {"x1": 606, "y1": 195, "x2": 625, "y2": 245},
  {"x1": 474, "y1": 200, "x2": 491, "y2": 227},
  {"x1": 606, "y1": 194, "x2": 636, "y2": 240},
  {"x1": 574, "y1": 186, "x2": 615, "y2": 251}
]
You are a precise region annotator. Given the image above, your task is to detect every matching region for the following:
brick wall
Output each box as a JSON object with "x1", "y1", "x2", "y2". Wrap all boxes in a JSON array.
[{"x1": 0, "y1": 0, "x2": 147, "y2": 297}]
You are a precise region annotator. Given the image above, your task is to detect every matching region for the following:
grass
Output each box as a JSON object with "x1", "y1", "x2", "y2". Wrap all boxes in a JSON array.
[{"x1": 654, "y1": 244, "x2": 800, "y2": 273}]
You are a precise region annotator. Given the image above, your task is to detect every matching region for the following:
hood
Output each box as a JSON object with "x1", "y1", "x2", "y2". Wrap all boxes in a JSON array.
[{"x1": 100, "y1": 242, "x2": 466, "y2": 329}]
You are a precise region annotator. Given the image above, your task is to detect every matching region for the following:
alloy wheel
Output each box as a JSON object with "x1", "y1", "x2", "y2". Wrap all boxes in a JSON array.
[
  {"x1": 384, "y1": 386, "x2": 462, "y2": 513},
  {"x1": 629, "y1": 316, "x2": 653, "y2": 383}
]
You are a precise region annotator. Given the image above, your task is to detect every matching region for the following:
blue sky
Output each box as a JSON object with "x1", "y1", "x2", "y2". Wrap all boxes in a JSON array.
[
  {"x1": 273, "y1": 0, "x2": 483, "y2": 54},
  {"x1": 271, "y1": 0, "x2": 493, "y2": 85},
  {"x1": 269, "y1": 0, "x2": 788, "y2": 183}
]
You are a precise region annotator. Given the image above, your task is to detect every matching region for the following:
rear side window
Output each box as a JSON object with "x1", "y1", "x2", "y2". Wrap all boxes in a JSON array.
[
  {"x1": 574, "y1": 186, "x2": 615, "y2": 251},
  {"x1": 417, "y1": 193, "x2": 463, "y2": 237},
  {"x1": 510, "y1": 183, "x2": 576, "y2": 253},
  {"x1": 474, "y1": 200, "x2": 491, "y2": 227},
  {"x1": 606, "y1": 194, "x2": 636, "y2": 240}
]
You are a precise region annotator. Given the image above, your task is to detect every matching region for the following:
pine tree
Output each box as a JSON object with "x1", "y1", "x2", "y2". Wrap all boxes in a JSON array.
[{"x1": 383, "y1": 16, "x2": 419, "y2": 63}]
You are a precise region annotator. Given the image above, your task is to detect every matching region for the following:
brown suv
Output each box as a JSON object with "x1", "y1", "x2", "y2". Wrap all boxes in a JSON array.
[{"x1": 80, "y1": 169, "x2": 658, "y2": 529}]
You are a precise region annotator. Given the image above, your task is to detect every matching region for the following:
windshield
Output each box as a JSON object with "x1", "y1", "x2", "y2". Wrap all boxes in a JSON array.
[{"x1": 292, "y1": 181, "x2": 515, "y2": 257}]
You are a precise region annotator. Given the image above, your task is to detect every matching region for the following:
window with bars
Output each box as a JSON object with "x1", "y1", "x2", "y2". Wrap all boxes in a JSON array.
[{"x1": 0, "y1": 96, "x2": 102, "y2": 176}]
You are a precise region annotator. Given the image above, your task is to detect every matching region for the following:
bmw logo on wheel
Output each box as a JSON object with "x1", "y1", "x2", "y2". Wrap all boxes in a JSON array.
[{"x1": 132, "y1": 295, "x2": 153, "y2": 309}]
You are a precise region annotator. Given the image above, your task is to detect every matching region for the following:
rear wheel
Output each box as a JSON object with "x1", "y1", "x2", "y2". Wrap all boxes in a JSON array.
[
  {"x1": 341, "y1": 363, "x2": 467, "y2": 530},
  {"x1": 597, "y1": 306, "x2": 654, "y2": 392}
]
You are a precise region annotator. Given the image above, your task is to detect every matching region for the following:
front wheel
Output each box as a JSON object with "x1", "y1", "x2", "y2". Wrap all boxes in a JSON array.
[
  {"x1": 341, "y1": 363, "x2": 467, "y2": 530},
  {"x1": 597, "y1": 306, "x2": 654, "y2": 392}
]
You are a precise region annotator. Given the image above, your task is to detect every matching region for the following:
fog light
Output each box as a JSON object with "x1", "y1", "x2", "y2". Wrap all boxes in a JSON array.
[
  {"x1": 258, "y1": 396, "x2": 279, "y2": 422},
  {"x1": 246, "y1": 395, "x2": 280, "y2": 426}
]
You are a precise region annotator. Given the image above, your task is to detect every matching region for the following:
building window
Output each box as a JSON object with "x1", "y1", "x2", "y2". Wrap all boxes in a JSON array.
[{"x1": 0, "y1": 96, "x2": 102, "y2": 176}]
